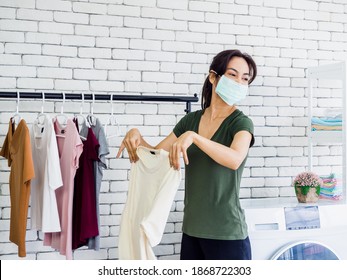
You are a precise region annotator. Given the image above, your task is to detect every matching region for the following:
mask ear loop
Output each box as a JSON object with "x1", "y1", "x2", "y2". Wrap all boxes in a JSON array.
[
  {"x1": 210, "y1": 70, "x2": 222, "y2": 77},
  {"x1": 209, "y1": 70, "x2": 221, "y2": 86},
  {"x1": 210, "y1": 70, "x2": 218, "y2": 75}
]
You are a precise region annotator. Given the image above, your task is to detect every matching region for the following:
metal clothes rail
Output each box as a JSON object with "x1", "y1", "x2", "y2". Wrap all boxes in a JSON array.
[{"x1": 0, "y1": 91, "x2": 199, "y2": 113}]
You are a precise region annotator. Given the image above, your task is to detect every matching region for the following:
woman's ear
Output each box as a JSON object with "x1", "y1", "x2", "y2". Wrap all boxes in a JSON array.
[{"x1": 209, "y1": 72, "x2": 217, "y2": 85}]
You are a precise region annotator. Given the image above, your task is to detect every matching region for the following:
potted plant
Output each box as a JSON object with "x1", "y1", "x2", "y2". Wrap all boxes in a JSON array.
[{"x1": 293, "y1": 171, "x2": 322, "y2": 203}]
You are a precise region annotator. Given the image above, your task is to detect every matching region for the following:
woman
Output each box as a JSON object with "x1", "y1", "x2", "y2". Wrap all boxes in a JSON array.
[{"x1": 117, "y1": 49, "x2": 257, "y2": 260}]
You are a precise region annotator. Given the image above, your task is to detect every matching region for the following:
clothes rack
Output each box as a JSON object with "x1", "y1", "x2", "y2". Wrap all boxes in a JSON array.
[{"x1": 0, "y1": 92, "x2": 199, "y2": 114}]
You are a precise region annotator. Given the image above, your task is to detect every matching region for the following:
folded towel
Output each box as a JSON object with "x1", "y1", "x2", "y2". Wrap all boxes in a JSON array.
[
  {"x1": 324, "y1": 109, "x2": 343, "y2": 119},
  {"x1": 311, "y1": 117, "x2": 342, "y2": 125},
  {"x1": 319, "y1": 173, "x2": 343, "y2": 200},
  {"x1": 312, "y1": 125, "x2": 342, "y2": 131}
]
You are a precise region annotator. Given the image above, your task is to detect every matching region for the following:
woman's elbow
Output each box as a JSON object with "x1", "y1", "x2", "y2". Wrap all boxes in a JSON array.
[
  {"x1": 228, "y1": 156, "x2": 245, "y2": 170},
  {"x1": 230, "y1": 162, "x2": 241, "y2": 170}
]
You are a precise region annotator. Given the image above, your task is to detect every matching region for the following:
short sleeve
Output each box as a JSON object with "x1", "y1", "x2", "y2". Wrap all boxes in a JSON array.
[
  {"x1": 173, "y1": 111, "x2": 199, "y2": 138},
  {"x1": 232, "y1": 116, "x2": 255, "y2": 147},
  {"x1": 73, "y1": 128, "x2": 83, "y2": 169},
  {"x1": 48, "y1": 121, "x2": 63, "y2": 190},
  {"x1": 173, "y1": 116, "x2": 186, "y2": 138},
  {"x1": 23, "y1": 128, "x2": 35, "y2": 184},
  {"x1": 96, "y1": 125, "x2": 109, "y2": 169},
  {"x1": 0, "y1": 129, "x2": 11, "y2": 166},
  {"x1": 87, "y1": 129, "x2": 100, "y2": 161}
]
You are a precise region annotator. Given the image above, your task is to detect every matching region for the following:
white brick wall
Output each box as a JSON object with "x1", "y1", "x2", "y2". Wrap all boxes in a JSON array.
[{"x1": 1, "y1": 0, "x2": 347, "y2": 260}]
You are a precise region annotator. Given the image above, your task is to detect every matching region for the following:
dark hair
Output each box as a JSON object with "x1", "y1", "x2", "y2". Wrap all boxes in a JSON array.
[{"x1": 201, "y1": 49, "x2": 257, "y2": 109}]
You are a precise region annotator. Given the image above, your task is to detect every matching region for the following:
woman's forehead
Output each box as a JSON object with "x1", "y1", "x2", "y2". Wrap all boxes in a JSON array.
[{"x1": 226, "y1": 57, "x2": 250, "y2": 74}]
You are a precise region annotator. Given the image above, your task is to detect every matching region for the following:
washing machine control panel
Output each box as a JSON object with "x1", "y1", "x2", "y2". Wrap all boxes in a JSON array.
[{"x1": 284, "y1": 206, "x2": 320, "y2": 230}]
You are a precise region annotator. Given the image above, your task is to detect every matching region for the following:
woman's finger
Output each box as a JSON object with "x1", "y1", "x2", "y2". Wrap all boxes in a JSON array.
[
  {"x1": 123, "y1": 140, "x2": 136, "y2": 163},
  {"x1": 173, "y1": 143, "x2": 180, "y2": 170},
  {"x1": 169, "y1": 145, "x2": 173, "y2": 168},
  {"x1": 171, "y1": 143, "x2": 176, "y2": 169},
  {"x1": 129, "y1": 139, "x2": 139, "y2": 162},
  {"x1": 182, "y1": 148, "x2": 189, "y2": 166},
  {"x1": 116, "y1": 142, "x2": 125, "y2": 158}
]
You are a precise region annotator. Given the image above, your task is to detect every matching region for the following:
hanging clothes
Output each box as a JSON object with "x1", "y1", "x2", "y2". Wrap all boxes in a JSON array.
[
  {"x1": 87, "y1": 118, "x2": 109, "y2": 251},
  {"x1": 0, "y1": 118, "x2": 35, "y2": 257},
  {"x1": 44, "y1": 118, "x2": 83, "y2": 260},
  {"x1": 30, "y1": 114, "x2": 62, "y2": 233},
  {"x1": 118, "y1": 146, "x2": 181, "y2": 260},
  {"x1": 72, "y1": 119, "x2": 100, "y2": 250}
]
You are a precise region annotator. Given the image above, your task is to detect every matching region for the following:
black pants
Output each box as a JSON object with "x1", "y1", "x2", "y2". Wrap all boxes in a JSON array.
[{"x1": 180, "y1": 233, "x2": 252, "y2": 260}]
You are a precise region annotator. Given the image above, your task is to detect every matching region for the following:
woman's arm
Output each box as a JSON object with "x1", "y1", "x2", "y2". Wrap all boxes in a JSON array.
[
  {"x1": 155, "y1": 132, "x2": 178, "y2": 151},
  {"x1": 169, "y1": 130, "x2": 252, "y2": 170},
  {"x1": 116, "y1": 128, "x2": 177, "y2": 162}
]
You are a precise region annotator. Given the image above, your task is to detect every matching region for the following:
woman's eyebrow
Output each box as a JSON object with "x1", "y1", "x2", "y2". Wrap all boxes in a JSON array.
[{"x1": 227, "y1": 67, "x2": 250, "y2": 76}]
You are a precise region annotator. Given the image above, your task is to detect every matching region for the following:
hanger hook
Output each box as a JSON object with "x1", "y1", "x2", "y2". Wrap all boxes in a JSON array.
[
  {"x1": 91, "y1": 93, "x2": 95, "y2": 115},
  {"x1": 80, "y1": 93, "x2": 84, "y2": 115},
  {"x1": 106, "y1": 93, "x2": 121, "y2": 137},
  {"x1": 110, "y1": 93, "x2": 114, "y2": 116},
  {"x1": 61, "y1": 92, "x2": 65, "y2": 114},
  {"x1": 16, "y1": 91, "x2": 20, "y2": 114},
  {"x1": 41, "y1": 91, "x2": 45, "y2": 114}
]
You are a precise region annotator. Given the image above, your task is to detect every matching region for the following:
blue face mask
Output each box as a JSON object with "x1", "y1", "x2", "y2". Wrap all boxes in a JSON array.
[{"x1": 215, "y1": 75, "x2": 248, "y2": 106}]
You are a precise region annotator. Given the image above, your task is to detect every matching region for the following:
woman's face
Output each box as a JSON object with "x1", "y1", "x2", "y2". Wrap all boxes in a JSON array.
[{"x1": 223, "y1": 56, "x2": 250, "y2": 85}]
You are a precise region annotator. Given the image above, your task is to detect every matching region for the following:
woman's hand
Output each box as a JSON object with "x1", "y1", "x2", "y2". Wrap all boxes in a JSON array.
[
  {"x1": 169, "y1": 131, "x2": 196, "y2": 170},
  {"x1": 116, "y1": 128, "x2": 142, "y2": 162}
]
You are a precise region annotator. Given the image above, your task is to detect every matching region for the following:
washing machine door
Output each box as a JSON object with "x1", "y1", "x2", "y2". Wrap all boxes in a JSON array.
[{"x1": 271, "y1": 241, "x2": 339, "y2": 260}]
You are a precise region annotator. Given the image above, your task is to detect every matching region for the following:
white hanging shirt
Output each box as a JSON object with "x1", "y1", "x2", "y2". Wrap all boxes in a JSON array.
[
  {"x1": 30, "y1": 115, "x2": 62, "y2": 232},
  {"x1": 118, "y1": 146, "x2": 181, "y2": 260}
]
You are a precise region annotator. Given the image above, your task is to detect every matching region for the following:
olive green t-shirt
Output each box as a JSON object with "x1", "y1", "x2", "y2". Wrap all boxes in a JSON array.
[{"x1": 173, "y1": 109, "x2": 254, "y2": 240}]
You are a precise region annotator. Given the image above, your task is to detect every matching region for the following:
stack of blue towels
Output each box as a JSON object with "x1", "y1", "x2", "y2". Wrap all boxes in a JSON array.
[{"x1": 311, "y1": 117, "x2": 342, "y2": 131}]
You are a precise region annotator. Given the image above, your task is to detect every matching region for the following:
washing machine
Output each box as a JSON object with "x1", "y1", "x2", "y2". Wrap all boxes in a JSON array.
[{"x1": 241, "y1": 197, "x2": 347, "y2": 260}]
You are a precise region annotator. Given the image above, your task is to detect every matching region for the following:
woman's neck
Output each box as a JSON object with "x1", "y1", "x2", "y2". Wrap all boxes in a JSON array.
[
  {"x1": 206, "y1": 94, "x2": 237, "y2": 120},
  {"x1": 205, "y1": 105, "x2": 236, "y2": 120}
]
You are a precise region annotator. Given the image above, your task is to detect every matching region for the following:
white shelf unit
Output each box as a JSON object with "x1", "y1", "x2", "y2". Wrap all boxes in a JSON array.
[{"x1": 307, "y1": 61, "x2": 347, "y2": 202}]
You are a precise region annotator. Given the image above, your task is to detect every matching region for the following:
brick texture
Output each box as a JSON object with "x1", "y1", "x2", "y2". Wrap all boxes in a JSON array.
[{"x1": 0, "y1": 0, "x2": 346, "y2": 260}]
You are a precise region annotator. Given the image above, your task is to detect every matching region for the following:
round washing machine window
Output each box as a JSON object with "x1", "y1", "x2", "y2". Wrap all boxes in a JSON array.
[{"x1": 271, "y1": 241, "x2": 340, "y2": 260}]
